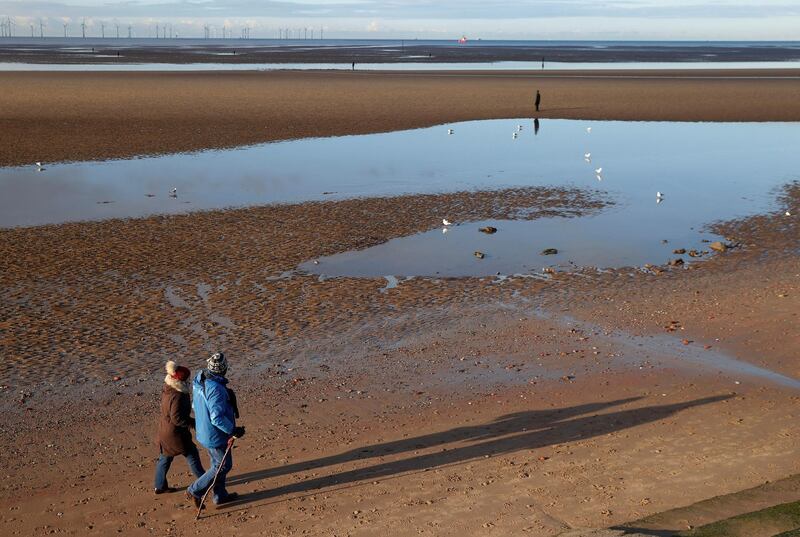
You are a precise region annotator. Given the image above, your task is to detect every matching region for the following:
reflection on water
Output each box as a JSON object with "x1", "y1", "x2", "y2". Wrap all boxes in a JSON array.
[
  {"x1": 2, "y1": 119, "x2": 798, "y2": 274},
  {"x1": 4, "y1": 61, "x2": 800, "y2": 72}
]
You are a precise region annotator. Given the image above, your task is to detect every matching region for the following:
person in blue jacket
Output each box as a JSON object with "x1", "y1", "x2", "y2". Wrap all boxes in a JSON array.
[{"x1": 186, "y1": 352, "x2": 245, "y2": 508}]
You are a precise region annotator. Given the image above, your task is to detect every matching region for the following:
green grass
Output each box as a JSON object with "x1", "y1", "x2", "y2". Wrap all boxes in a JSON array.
[
  {"x1": 679, "y1": 501, "x2": 800, "y2": 537},
  {"x1": 772, "y1": 529, "x2": 800, "y2": 537}
]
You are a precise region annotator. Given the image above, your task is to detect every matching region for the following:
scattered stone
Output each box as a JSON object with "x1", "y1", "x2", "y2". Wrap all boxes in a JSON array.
[
  {"x1": 709, "y1": 241, "x2": 728, "y2": 252},
  {"x1": 668, "y1": 258, "x2": 684, "y2": 266},
  {"x1": 541, "y1": 248, "x2": 558, "y2": 255},
  {"x1": 112, "y1": 376, "x2": 122, "y2": 382},
  {"x1": 479, "y1": 226, "x2": 497, "y2": 234},
  {"x1": 688, "y1": 250, "x2": 703, "y2": 257},
  {"x1": 474, "y1": 251, "x2": 485, "y2": 259},
  {"x1": 673, "y1": 248, "x2": 686, "y2": 254}
]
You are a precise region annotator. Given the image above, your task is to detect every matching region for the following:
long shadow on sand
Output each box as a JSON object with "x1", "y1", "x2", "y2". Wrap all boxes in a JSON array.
[{"x1": 222, "y1": 394, "x2": 729, "y2": 511}]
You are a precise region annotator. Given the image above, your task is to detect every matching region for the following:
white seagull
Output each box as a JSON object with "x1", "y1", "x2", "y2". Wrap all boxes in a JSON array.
[
  {"x1": 586, "y1": 127, "x2": 592, "y2": 133},
  {"x1": 35, "y1": 161, "x2": 44, "y2": 171},
  {"x1": 517, "y1": 124, "x2": 523, "y2": 131},
  {"x1": 584, "y1": 153, "x2": 591, "y2": 160},
  {"x1": 512, "y1": 132, "x2": 518, "y2": 139},
  {"x1": 786, "y1": 211, "x2": 792, "y2": 216},
  {"x1": 594, "y1": 167, "x2": 603, "y2": 175},
  {"x1": 442, "y1": 218, "x2": 452, "y2": 226},
  {"x1": 447, "y1": 128, "x2": 454, "y2": 135},
  {"x1": 170, "y1": 187, "x2": 178, "y2": 196}
]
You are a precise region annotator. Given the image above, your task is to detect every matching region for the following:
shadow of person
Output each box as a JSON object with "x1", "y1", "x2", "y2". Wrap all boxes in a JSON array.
[
  {"x1": 228, "y1": 397, "x2": 641, "y2": 487},
  {"x1": 220, "y1": 394, "x2": 729, "y2": 511}
]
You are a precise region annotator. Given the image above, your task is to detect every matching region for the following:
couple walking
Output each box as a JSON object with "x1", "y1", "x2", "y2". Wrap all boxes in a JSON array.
[{"x1": 154, "y1": 351, "x2": 246, "y2": 509}]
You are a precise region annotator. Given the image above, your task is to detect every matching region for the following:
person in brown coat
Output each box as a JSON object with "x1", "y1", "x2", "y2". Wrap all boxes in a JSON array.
[{"x1": 153, "y1": 361, "x2": 205, "y2": 494}]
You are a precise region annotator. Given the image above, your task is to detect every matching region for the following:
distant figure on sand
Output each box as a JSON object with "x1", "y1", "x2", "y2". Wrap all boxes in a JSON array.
[
  {"x1": 534, "y1": 118, "x2": 540, "y2": 135},
  {"x1": 542, "y1": 57, "x2": 545, "y2": 69},
  {"x1": 154, "y1": 361, "x2": 205, "y2": 495},
  {"x1": 535, "y1": 90, "x2": 541, "y2": 112},
  {"x1": 186, "y1": 352, "x2": 245, "y2": 509}
]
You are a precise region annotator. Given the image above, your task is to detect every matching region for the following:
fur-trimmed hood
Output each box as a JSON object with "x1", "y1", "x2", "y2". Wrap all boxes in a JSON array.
[{"x1": 164, "y1": 361, "x2": 191, "y2": 393}]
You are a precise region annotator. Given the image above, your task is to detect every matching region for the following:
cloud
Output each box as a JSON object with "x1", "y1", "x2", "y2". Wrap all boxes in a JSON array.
[{"x1": 0, "y1": 0, "x2": 798, "y2": 39}]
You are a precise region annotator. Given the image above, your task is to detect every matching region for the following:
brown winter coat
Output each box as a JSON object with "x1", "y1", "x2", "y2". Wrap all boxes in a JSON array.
[{"x1": 157, "y1": 380, "x2": 196, "y2": 457}]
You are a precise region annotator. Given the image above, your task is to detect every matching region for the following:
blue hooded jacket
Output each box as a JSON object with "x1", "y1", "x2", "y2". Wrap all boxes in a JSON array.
[{"x1": 192, "y1": 370, "x2": 235, "y2": 449}]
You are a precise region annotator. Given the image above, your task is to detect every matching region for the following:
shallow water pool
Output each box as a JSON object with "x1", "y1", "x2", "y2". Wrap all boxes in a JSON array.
[{"x1": 2, "y1": 119, "x2": 798, "y2": 274}]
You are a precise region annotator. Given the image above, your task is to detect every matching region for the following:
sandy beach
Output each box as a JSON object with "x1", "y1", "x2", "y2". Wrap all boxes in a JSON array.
[
  {"x1": 2, "y1": 69, "x2": 800, "y2": 167},
  {"x1": 1, "y1": 66, "x2": 800, "y2": 536}
]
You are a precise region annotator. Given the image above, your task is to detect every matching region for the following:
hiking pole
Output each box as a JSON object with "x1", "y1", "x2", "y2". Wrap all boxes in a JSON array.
[{"x1": 195, "y1": 438, "x2": 235, "y2": 520}]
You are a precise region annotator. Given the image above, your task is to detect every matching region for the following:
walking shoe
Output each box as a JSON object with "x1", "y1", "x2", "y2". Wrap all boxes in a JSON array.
[
  {"x1": 154, "y1": 487, "x2": 177, "y2": 495},
  {"x1": 185, "y1": 491, "x2": 203, "y2": 509},
  {"x1": 215, "y1": 492, "x2": 239, "y2": 508}
]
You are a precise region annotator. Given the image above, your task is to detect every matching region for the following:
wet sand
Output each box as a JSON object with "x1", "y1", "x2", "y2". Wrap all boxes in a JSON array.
[
  {"x1": 1, "y1": 68, "x2": 800, "y2": 535},
  {"x1": 4, "y1": 41, "x2": 800, "y2": 64},
  {"x1": 0, "y1": 178, "x2": 798, "y2": 535},
  {"x1": 2, "y1": 69, "x2": 800, "y2": 167}
]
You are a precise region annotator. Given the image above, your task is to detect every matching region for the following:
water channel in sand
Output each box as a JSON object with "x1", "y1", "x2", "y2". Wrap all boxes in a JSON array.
[{"x1": 2, "y1": 119, "x2": 798, "y2": 275}]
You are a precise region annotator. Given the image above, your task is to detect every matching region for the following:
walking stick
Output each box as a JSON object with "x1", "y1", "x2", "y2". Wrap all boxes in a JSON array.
[{"x1": 195, "y1": 438, "x2": 235, "y2": 520}]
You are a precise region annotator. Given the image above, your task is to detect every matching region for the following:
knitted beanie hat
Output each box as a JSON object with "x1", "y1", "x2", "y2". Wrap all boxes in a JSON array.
[
  {"x1": 207, "y1": 352, "x2": 228, "y2": 376},
  {"x1": 165, "y1": 360, "x2": 190, "y2": 381}
]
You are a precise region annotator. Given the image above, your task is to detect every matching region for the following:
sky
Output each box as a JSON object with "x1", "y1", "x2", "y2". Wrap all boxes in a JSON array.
[{"x1": 0, "y1": 1, "x2": 799, "y2": 40}]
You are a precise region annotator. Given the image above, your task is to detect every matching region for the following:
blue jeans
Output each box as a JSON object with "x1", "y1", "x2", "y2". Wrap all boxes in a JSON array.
[
  {"x1": 154, "y1": 445, "x2": 205, "y2": 491},
  {"x1": 187, "y1": 445, "x2": 233, "y2": 504}
]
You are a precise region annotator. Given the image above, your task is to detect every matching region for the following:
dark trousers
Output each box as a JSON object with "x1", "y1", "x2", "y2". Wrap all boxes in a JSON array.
[{"x1": 154, "y1": 444, "x2": 205, "y2": 490}]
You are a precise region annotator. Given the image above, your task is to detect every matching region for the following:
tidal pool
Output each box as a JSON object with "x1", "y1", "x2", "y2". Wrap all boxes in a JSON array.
[{"x1": 2, "y1": 119, "x2": 798, "y2": 274}]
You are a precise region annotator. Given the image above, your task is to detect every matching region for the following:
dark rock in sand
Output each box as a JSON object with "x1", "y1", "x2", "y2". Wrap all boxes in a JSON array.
[
  {"x1": 474, "y1": 251, "x2": 485, "y2": 259},
  {"x1": 479, "y1": 226, "x2": 498, "y2": 234},
  {"x1": 709, "y1": 241, "x2": 728, "y2": 252},
  {"x1": 669, "y1": 258, "x2": 685, "y2": 266},
  {"x1": 541, "y1": 248, "x2": 558, "y2": 255},
  {"x1": 673, "y1": 248, "x2": 686, "y2": 254}
]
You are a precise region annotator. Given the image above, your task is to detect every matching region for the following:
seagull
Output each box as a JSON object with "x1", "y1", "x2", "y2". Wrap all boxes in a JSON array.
[
  {"x1": 586, "y1": 127, "x2": 592, "y2": 133},
  {"x1": 517, "y1": 124, "x2": 523, "y2": 131},
  {"x1": 442, "y1": 218, "x2": 452, "y2": 226},
  {"x1": 442, "y1": 227, "x2": 449, "y2": 234},
  {"x1": 512, "y1": 132, "x2": 518, "y2": 139},
  {"x1": 170, "y1": 187, "x2": 177, "y2": 196},
  {"x1": 584, "y1": 153, "x2": 591, "y2": 160},
  {"x1": 447, "y1": 128, "x2": 454, "y2": 135},
  {"x1": 594, "y1": 167, "x2": 603, "y2": 175},
  {"x1": 35, "y1": 161, "x2": 45, "y2": 171},
  {"x1": 657, "y1": 191, "x2": 664, "y2": 200},
  {"x1": 787, "y1": 211, "x2": 792, "y2": 216}
]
